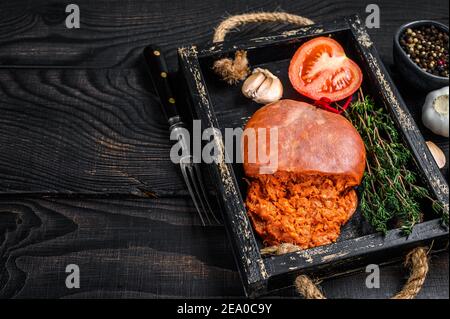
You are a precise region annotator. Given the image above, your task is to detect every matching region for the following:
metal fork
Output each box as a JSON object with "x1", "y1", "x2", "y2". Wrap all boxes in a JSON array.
[
  {"x1": 180, "y1": 155, "x2": 221, "y2": 225},
  {"x1": 143, "y1": 45, "x2": 221, "y2": 226}
]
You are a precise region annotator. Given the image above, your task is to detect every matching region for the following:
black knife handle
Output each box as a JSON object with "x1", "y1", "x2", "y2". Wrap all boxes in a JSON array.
[{"x1": 143, "y1": 45, "x2": 179, "y2": 121}]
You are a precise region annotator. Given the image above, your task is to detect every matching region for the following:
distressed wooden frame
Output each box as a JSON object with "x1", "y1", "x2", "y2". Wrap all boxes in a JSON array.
[{"x1": 177, "y1": 15, "x2": 449, "y2": 298}]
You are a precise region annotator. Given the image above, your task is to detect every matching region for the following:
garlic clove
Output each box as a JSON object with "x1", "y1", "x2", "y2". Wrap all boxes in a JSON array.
[
  {"x1": 254, "y1": 77, "x2": 273, "y2": 101},
  {"x1": 255, "y1": 77, "x2": 283, "y2": 104},
  {"x1": 241, "y1": 68, "x2": 283, "y2": 104},
  {"x1": 426, "y1": 141, "x2": 446, "y2": 169},
  {"x1": 242, "y1": 72, "x2": 266, "y2": 98}
]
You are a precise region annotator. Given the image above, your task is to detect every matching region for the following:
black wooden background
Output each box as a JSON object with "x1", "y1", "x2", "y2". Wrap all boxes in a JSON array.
[{"x1": 0, "y1": 0, "x2": 448, "y2": 298}]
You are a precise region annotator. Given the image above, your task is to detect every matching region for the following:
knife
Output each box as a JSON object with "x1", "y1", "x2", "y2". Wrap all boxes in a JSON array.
[{"x1": 142, "y1": 45, "x2": 221, "y2": 226}]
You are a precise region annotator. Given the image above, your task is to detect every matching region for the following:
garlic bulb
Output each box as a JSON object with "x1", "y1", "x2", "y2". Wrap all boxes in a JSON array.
[
  {"x1": 426, "y1": 141, "x2": 446, "y2": 169},
  {"x1": 422, "y1": 86, "x2": 449, "y2": 137},
  {"x1": 242, "y1": 68, "x2": 283, "y2": 104}
]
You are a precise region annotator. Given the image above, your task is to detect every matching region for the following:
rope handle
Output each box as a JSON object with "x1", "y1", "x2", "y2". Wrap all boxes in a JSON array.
[
  {"x1": 262, "y1": 244, "x2": 430, "y2": 299},
  {"x1": 213, "y1": 12, "x2": 314, "y2": 43},
  {"x1": 212, "y1": 12, "x2": 314, "y2": 84}
]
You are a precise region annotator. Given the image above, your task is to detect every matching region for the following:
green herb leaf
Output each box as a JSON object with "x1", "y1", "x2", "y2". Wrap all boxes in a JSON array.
[{"x1": 345, "y1": 93, "x2": 447, "y2": 234}]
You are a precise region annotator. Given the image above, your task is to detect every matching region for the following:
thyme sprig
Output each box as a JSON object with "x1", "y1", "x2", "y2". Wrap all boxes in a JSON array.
[{"x1": 345, "y1": 92, "x2": 447, "y2": 234}]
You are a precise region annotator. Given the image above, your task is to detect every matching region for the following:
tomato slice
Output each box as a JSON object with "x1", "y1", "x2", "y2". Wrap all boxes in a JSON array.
[{"x1": 289, "y1": 37, "x2": 363, "y2": 102}]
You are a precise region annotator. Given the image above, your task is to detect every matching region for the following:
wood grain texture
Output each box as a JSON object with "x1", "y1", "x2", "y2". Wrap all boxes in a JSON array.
[
  {"x1": 0, "y1": 197, "x2": 446, "y2": 299},
  {"x1": 0, "y1": 0, "x2": 447, "y2": 68},
  {"x1": 0, "y1": 0, "x2": 447, "y2": 195},
  {"x1": 0, "y1": 0, "x2": 448, "y2": 299},
  {"x1": 265, "y1": 251, "x2": 449, "y2": 299},
  {"x1": 0, "y1": 197, "x2": 242, "y2": 298},
  {"x1": 0, "y1": 68, "x2": 187, "y2": 196}
]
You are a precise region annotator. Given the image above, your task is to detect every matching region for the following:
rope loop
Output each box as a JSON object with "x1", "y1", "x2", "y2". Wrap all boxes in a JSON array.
[
  {"x1": 212, "y1": 12, "x2": 314, "y2": 84},
  {"x1": 262, "y1": 245, "x2": 430, "y2": 299}
]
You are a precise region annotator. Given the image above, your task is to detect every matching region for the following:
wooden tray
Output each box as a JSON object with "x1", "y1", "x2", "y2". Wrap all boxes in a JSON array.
[{"x1": 177, "y1": 15, "x2": 449, "y2": 297}]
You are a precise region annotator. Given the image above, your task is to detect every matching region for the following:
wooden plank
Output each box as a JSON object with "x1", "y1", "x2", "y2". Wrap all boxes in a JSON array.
[
  {"x1": 0, "y1": 0, "x2": 447, "y2": 300},
  {"x1": 0, "y1": 1, "x2": 447, "y2": 194},
  {"x1": 0, "y1": 68, "x2": 187, "y2": 196},
  {"x1": 0, "y1": 197, "x2": 242, "y2": 298},
  {"x1": 318, "y1": 252, "x2": 449, "y2": 299},
  {"x1": 264, "y1": 251, "x2": 449, "y2": 299},
  {"x1": 0, "y1": 196, "x2": 447, "y2": 299},
  {"x1": 0, "y1": 0, "x2": 447, "y2": 68}
]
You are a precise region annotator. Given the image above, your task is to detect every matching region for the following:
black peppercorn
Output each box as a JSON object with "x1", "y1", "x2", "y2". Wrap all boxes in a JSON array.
[{"x1": 400, "y1": 25, "x2": 449, "y2": 77}]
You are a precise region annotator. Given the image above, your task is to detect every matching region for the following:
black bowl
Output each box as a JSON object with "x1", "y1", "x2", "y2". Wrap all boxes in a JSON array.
[{"x1": 394, "y1": 20, "x2": 449, "y2": 92}]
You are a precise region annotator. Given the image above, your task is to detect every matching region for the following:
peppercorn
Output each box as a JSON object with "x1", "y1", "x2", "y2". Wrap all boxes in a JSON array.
[{"x1": 400, "y1": 25, "x2": 449, "y2": 77}]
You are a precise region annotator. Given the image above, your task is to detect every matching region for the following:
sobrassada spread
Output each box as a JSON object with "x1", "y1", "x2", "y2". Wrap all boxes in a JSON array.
[{"x1": 243, "y1": 99, "x2": 366, "y2": 249}]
